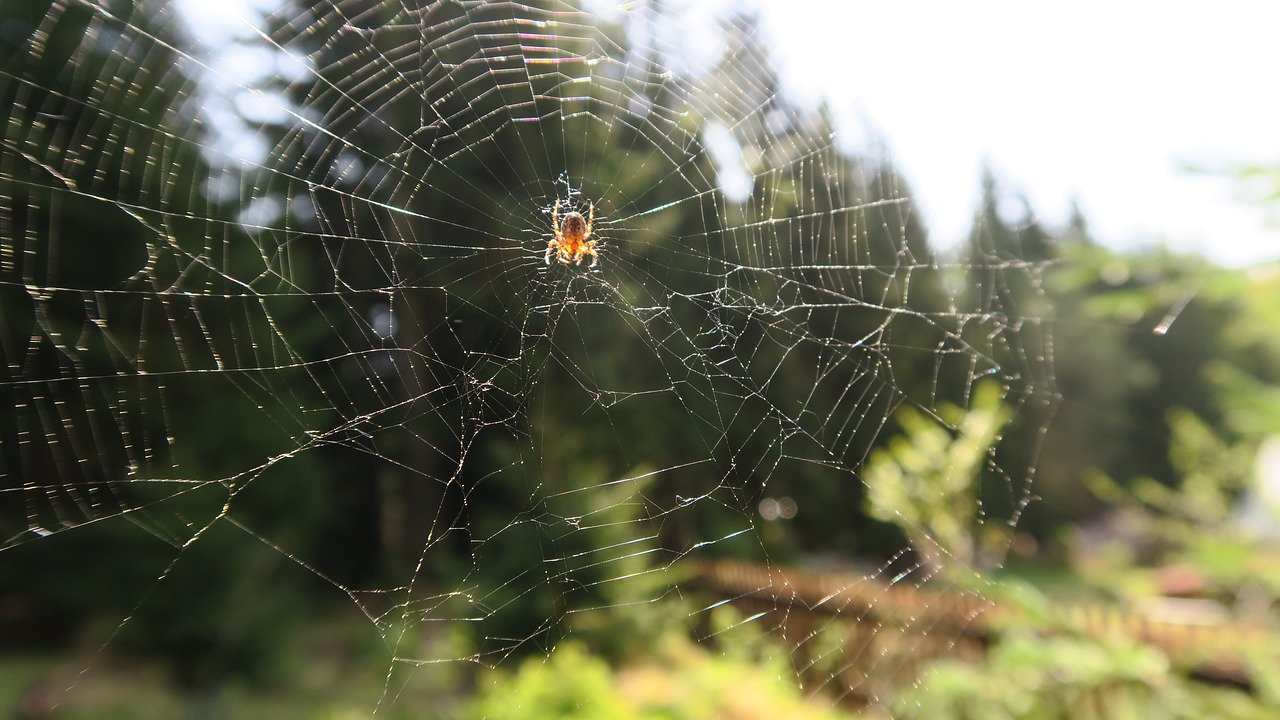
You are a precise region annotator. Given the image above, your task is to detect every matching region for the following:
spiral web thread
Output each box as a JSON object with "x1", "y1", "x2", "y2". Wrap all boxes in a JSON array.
[{"x1": 0, "y1": 0, "x2": 1055, "y2": 710}]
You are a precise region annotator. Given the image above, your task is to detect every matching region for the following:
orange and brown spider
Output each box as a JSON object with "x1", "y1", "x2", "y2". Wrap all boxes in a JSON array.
[{"x1": 545, "y1": 200, "x2": 597, "y2": 268}]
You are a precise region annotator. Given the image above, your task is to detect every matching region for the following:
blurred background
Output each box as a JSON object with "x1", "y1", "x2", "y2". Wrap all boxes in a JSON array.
[{"x1": 1, "y1": 1, "x2": 1279, "y2": 718}]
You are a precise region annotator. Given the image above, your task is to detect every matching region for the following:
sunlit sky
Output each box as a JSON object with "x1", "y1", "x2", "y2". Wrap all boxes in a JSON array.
[
  {"x1": 759, "y1": 0, "x2": 1280, "y2": 266},
  {"x1": 183, "y1": 0, "x2": 1280, "y2": 266}
]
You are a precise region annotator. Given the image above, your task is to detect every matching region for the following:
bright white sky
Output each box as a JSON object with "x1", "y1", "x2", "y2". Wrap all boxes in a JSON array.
[
  {"x1": 759, "y1": 0, "x2": 1280, "y2": 266},
  {"x1": 184, "y1": 0, "x2": 1280, "y2": 266}
]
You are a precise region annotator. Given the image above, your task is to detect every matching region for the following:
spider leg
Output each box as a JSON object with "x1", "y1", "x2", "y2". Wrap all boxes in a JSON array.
[
  {"x1": 584, "y1": 202, "x2": 594, "y2": 240},
  {"x1": 545, "y1": 240, "x2": 556, "y2": 265},
  {"x1": 585, "y1": 242, "x2": 598, "y2": 268},
  {"x1": 552, "y1": 199, "x2": 560, "y2": 236}
]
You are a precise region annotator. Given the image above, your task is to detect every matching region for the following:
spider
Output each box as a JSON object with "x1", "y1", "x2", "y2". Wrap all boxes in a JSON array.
[{"x1": 545, "y1": 200, "x2": 597, "y2": 268}]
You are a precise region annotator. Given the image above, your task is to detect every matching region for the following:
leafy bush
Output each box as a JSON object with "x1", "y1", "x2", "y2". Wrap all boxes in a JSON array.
[
  {"x1": 895, "y1": 632, "x2": 1273, "y2": 720},
  {"x1": 468, "y1": 634, "x2": 857, "y2": 720}
]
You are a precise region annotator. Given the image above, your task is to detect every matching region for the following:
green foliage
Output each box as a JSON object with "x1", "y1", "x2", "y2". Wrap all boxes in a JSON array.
[
  {"x1": 469, "y1": 643, "x2": 632, "y2": 720},
  {"x1": 0, "y1": 615, "x2": 457, "y2": 720},
  {"x1": 864, "y1": 381, "x2": 1012, "y2": 568},
  {"x1": 1084, "y1": 407, "x2": 1253, "y2": 538},
  {"x1": 1078, "y1": 413, "x2": 1280, "y2": 632},
  {"x1": 969, "y1": 188, "x2": 1280, "y2": 540},
  {"x1": 896, "y1": 632, "x2": 1272, "y2": 720},
  {"x1": 468, "y1": 634, "x2": 856, "y2": 720}
]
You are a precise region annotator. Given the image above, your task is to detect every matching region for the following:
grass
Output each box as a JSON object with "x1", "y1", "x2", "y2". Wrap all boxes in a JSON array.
[{"x1": 0, "y1": 611, "x2": 468, "y2": 720}]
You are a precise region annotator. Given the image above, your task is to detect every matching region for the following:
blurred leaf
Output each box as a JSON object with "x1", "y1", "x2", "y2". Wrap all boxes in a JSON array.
[{"x1": 864, "y1": 380, "x2": 1012, "y2": 570}]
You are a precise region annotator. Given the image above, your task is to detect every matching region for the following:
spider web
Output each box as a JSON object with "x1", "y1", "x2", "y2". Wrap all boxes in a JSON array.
[{"x1": 0, "y1": 0, "x2": 1055, "y2": 712}]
